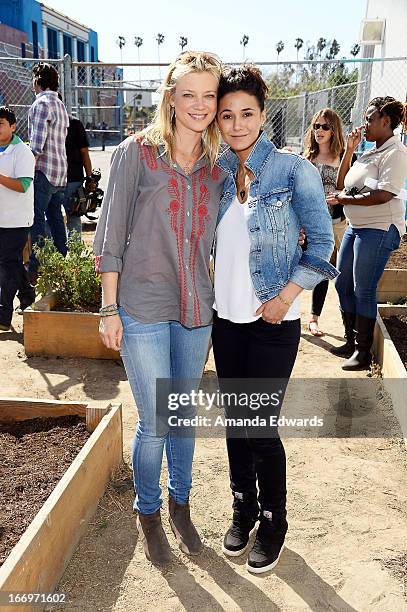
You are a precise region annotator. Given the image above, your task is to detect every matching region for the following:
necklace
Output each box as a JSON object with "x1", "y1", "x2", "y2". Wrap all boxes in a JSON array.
[
  {"x1": 236, "y1": 166, "x2": 251, "y2": 203},
  {"x1": 175, "y1": 149, "x2": 203, "y2": 176}
]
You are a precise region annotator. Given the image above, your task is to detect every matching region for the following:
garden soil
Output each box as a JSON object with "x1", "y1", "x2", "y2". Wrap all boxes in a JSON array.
[
  {"x1": 0, "y1": 150, "x2": 406, "y2": 611},
  {"x1": 0, "y1": 416, "x2": 90, "y2": 565}
]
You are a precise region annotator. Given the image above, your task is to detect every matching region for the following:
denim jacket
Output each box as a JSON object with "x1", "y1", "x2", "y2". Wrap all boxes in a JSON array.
[{"x1": 215, "y1": 132, "x2": 339, "y2": 301}]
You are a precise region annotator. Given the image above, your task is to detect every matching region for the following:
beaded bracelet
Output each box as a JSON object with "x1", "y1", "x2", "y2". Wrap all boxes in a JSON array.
[
  {"x1": 99, "y1": 303, "x2": 118, "y2": 314},
  {"x1": 99, "y1": 310, "x2": 119, "y2": 318}
]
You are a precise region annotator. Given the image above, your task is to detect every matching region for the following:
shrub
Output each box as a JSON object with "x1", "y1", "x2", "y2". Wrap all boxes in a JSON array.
[{"x1": 34, "y1": 233, "x2": 101, "y2": 311}]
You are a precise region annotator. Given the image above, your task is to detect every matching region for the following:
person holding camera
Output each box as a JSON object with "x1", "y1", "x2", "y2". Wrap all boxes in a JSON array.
[{"x1": 64, "y1": 114, "x2": 95, "y2": 239}]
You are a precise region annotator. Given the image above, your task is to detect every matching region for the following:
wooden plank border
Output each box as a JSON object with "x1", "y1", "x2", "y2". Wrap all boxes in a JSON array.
[
  {"x1": 373, "y1": 306, "x2": 407, "y2": 450},
  {"x1": 377, "y1": 269, "x2": 407, "y2": 303},
  {"x1": 0, "y1": 403, "x2": 123, "y2": 610}
]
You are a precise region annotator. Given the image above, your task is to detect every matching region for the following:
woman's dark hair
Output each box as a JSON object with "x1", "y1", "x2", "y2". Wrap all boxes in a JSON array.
[
  {"x1": 367, "y1": 96, "x2": 406, "y2": 130},
  {"x1": 32, "y1": 62, "x2": 59, "y2": 91},
  {"x1": 0, "y1": 106, "x2": 16, "y2": 125},
  {"x1": 218, "y1": 64, "x2": 269, "y2": 111}
]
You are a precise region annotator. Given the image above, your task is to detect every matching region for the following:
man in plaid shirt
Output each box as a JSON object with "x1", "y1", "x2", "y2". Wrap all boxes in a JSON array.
[{"x1": 28, "y1": 62, "x2": 69, "y2": 283}]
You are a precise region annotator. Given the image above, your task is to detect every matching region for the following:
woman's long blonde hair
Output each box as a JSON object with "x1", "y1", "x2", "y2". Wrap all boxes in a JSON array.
[
  {"x1": 141, "y1": 51, "x2": 222, "y2": 167},
  {"x1": 303, "y1": 108, "x2": 345, "y2": 161}
]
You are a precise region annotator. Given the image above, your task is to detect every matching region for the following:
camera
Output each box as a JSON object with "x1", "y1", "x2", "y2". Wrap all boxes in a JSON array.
[{"x1": 69, "y1": 169, "x2": 104, "y2": 219}]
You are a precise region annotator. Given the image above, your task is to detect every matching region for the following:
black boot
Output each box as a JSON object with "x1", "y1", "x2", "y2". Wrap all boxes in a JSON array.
[
  {"x1": 222, "y1": 491, "x2": 259, "y2": 557},
  {"x1": 331, "y1": 311, "x2": 355, "y2": 357},
  {"x1": 247, "y1": 510, "x2": 288, "y2": 574},
  {"x1": 342, "y1": 314, "x2": 376, "y2": 371}
]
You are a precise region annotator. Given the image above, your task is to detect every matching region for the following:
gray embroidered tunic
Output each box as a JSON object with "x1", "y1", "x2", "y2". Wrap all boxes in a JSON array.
[{"x1": 93, "y1": 135, "x2": 226, "y2": 328}]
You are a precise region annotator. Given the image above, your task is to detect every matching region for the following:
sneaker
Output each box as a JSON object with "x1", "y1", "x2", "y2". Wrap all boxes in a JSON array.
[
  {"x1": 246, "y1": 511, "x2": 287, "y2": 574},
  {"x1": 222, "y1": 492, "x2": 259, "y2": 557}
]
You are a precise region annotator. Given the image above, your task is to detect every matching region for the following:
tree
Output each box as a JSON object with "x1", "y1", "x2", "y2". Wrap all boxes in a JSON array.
[
  {"x1": 294, "y1": 38, "x2": 303, "y2": 61},
  {"x1": 276, "y1": 40, "x2": 284, "y2": 62},
  {"x1": 316, "y1": 37, "x2": 326, "y2": 59},
  {"x1": 134, "y1": 37, "x2": 143, "y2": 83},
  {"x1": 240, "y1": 34, "x2": 249, "y2": 61},
  {"x1": 326, "y1": 39, "x2": 340, "y2": 60},
  {"x1": 350, "y1": 43, "x2": 361, "y2": 58},
  {"x1": 156, "y1": 33, "x2": 165, "y2": 79},
  {"x1": 179, "y1": 36, "x2": 188, "y2": 52},
  {"x1": 116, "y1": 36, "x2": 126, "y2": 64}
]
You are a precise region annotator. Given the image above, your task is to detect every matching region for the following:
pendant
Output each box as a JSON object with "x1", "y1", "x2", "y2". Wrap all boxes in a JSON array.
[{"x1": 240, "y1": 189, "x2": 246, "y2": 200}]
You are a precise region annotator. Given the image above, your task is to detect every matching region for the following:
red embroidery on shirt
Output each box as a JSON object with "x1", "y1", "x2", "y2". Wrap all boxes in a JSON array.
[
  {"x1": 211, "y1": 165, "x2": 221, "y2": 181},
  {"x1": 166, "y1": 170, "x2": 188, "y2": 324},
  {"x1": 140, "y1": 144, "x2": 158, "y2": 171},
  {"x1": 190, "y1": 176, "x2": 211, "y2": 326},
  {"x1": 95, "y1": 255, "x2": 101, "y2": 274}
]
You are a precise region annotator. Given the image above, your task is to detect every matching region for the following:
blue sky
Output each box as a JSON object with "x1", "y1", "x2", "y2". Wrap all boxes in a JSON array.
[{"x1": 47, "y1": 0, "x2": 366, "y2": 64}]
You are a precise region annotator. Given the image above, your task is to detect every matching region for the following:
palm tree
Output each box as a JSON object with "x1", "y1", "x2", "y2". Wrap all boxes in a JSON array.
[
  {"x1": 276, "y1": 40, "x2": 284, "y2": 62},
  {"x1": 326, "y1": 39, "x2": 340, "y2": 60},
  {"x1": 116, "y1": 36, "x2": 126, "y2": 64},
  {"x1": 294, "y1": 38, "x2": 303, "y2": 61},
  {"x1": 317, "y1": 37, "x2": 326, "y2": 59},
  {"x1": 156, "y1": 33, "x2": 165, "y2": 79},
  {"x1": 134, "y1": 37, "x2": 143, "y2": 83},
  {"x1": 350, "y1": 43, "x2": 361, "y2": 58},
  {"x1": 240, "y1": 34, "x2": 249, "y2": 61},
  {"x1": 179, "y1": 36, "x2": 188, "y2": 52}
]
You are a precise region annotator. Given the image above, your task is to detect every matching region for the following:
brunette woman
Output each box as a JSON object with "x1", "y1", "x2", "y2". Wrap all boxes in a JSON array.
[{"x1": 212, "y1": 65, "x2": 338, "y2": 574}]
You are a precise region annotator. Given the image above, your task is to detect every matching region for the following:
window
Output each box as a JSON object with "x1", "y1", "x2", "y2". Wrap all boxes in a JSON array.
[
  {"x1": 77, "y1": 40, "x2": 85, "y2": 61},
  {"x1": 63, "y1": 34, "x2": 72, "y2": 57},
  {"x1": 21, "y1": 42, "x2": 26, "y2": 58},
  {"x1": 47, "y1": 27, "x2": 58, "y2": 59},
  {"x1": 32, "y1": 22, "x2": 39, "y2": 58},
  {"x1": 90, "y1": 46, "x2": 95, "y2": 62}
]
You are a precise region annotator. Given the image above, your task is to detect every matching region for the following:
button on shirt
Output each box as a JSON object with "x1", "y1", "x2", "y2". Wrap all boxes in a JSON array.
[
  {"x1": 344, "y1": 135, "x2": 407, "y2": 236},
  {"x1": 94, "y1": 136, "x2": 226, "y2": 328},
  {"x1": 28, "y1": 90, "x2": 69, "y2": 187}
]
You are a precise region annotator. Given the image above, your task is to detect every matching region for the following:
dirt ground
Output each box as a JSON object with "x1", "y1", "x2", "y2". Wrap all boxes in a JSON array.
[
  {"x1": 1, "y1": 149, "x2": 407, "y2": 611},
  {"x1": 387, "y1": 234, "x2": 407, "y2": 269}
]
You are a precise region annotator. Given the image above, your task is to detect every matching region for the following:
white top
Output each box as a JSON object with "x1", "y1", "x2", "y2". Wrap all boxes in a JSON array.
[
  {"x1": 213, "y1": 196, "x2": 301, "y2": 323},
  {"x1": 0, "y1": 136, "x2": 35, "y2": 228},
  {"x1": 344, "y1": 135, "x2": 407, "y2": 237}
]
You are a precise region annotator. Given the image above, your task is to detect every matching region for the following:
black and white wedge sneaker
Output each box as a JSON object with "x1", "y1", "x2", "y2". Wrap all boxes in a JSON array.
[
  {"x1": 246, "y1": 510, "x2": 287, "y2": 574},
  {"x1": 222, "y1": 491, "x2": 259, "y2": 557}
]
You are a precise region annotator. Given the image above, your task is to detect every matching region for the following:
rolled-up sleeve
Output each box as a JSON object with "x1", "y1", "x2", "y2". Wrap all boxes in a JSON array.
[
  {"x1": 93, "y1": 137, "x2": 140, "y2": 273},
  {"x1": 29, "y1": 100, "x2": 49, "y2": 157},
  {"x1": 290, "y1": 158, "x2": 339, "y2": 289},
  {"x1": 377, "y1": 149, "x2": 407, "y2": 195}
]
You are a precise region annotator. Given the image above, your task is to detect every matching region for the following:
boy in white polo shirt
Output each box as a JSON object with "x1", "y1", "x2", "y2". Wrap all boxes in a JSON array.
[{"x1": 0, "y1": 106, "x2": 35, "y2": 331}]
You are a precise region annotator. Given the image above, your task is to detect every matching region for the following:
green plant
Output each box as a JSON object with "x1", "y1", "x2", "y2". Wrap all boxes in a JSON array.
[{"x1": 34, "y1": 233, "x2": 101, "y2": 311}]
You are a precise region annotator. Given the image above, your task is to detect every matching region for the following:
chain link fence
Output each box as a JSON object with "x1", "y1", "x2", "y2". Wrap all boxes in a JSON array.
[{"x1": 1, "y1": 55, "x2": 406, "y2": 149}]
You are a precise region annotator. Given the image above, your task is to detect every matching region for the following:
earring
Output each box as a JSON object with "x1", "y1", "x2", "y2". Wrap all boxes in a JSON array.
[{"x1": 170, "y1": 105, "x2": 176, "y2": 121}]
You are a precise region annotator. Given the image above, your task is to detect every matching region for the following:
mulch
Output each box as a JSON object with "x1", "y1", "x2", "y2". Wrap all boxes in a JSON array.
[
  {"x1": 0, "y1": 416, "x2": 90, "y2": 566},
  {"x1": 383, "y1": 314, "x2": 407, "y2": 370}
]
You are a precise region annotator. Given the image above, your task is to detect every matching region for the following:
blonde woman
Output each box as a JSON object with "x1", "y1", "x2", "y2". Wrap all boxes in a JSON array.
[
  {"x1": 303, "y1": 108, "x2": 352, "y2": 336},
  {"x1": 94, "y1": 51, "x2": 224, "y2": 565}
]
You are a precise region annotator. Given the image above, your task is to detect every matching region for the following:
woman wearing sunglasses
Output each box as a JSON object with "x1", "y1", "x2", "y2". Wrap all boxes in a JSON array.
[
  {"x1": 212, "y1": 65, "x2": 338, "y2": 573},
  {"x1": 327, "y1": 97, "x2": 407, "y2": 370},
  {"x1": 303, "y1": 109, "x2": 355, "y2": 337}
]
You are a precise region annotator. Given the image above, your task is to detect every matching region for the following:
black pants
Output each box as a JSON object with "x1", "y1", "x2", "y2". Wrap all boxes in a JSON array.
[
  {"x1": 212, "y1": 312, "x2": 301, "y2": 514},
  {"x1": 0, "y1": 227, "x2": 32, "y2": 326}
]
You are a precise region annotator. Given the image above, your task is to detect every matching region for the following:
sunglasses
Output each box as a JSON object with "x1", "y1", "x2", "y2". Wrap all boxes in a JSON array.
[{"x1": 313, "y1": 122, "x2": 332, "y2": 131}]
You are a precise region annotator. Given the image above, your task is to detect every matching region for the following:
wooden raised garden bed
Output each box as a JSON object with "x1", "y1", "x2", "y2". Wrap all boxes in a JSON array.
[
  {"x1": 0, "y1": 399, "x2": 122, "y2": 611},
  {"x1": 23, "y1": 292, "x2": 119, "y2": 360},
  {"x1": 373, "y1": 305, "x2": 407, "y2": 449},
  {"x1": 377, "y1": 234, "x2": 407, "y2": 303}
]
